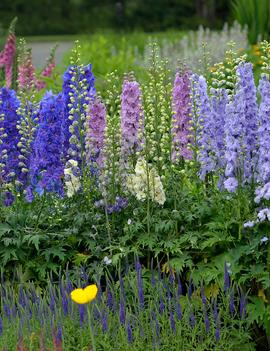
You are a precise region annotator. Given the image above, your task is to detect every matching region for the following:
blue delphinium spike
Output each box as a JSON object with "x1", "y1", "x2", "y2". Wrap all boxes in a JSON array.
[
  {"x1": 229, "y1": 289, "x2": 235, "y2": 316},
  {"x1": 176, "y1": 300, "x2": 182, "y2": 321},
  {"x1": 170, "y1": 307, "x2": 176, "y2": 334},
  {"x1": 126, "y1": 318, "x2": 133, "y2": 343}
]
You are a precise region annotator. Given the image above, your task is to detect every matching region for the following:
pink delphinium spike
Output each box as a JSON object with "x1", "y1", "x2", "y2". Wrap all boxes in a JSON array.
[
  {"x1": 18, "y1": 50, "x2": 37, "y2": 90},
  {"x1": 171, "y1": 70, "x2": 193, "y2": 162},
  {"x1": 0, "y1": 24, "x2": 16, "y2": 88},
  {"x1": 120, "y1": 79, "x2": 144, "y2": 162},
  {"x1": 86, "y1": 97, "x2": 107, "y2": 167}
]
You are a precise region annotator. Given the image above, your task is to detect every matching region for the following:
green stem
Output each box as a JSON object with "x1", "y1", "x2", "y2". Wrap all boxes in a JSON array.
[{"x1": 87, "y1": 306, "x2": 96, "y2": 351}]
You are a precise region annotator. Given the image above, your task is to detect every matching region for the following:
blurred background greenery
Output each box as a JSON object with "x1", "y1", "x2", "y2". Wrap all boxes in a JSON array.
[{"x1": 0, "y1": 0, "x2": 231, "y2": 36}]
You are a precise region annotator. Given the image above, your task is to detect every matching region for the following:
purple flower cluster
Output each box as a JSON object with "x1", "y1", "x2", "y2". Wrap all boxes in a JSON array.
[
  {"x1": 95, "y1": 196, "x2": 128, "y2": 214},
  {"x1": 28, "y1": 92, "x2": 65, "y2": 197},
  {"x1": 255, "y1": 75, "x2": 270, "y2": 202},
  {"x1": 224, "y1": 63, "x2": 258, "y2": 192},
  {"x1": 192, "y1": 74, "x2": 215, "y2": 180},
  {"x1": 120, "y1": 79, "x2": 144, "y2": 163},
  {"x1": 171, "y1": 70, "x2": 192, "y2": 161},
  {"x1": 86, "y1": 97, "x2": 106, "y2": 167}
]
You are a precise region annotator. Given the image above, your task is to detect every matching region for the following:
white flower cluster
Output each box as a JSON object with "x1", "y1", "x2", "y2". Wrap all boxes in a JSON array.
[
  {"x1": 64, "y1": 159, "x2": 81, "y2": 197},
  {"x1": 126, "y1": 158, "x2": 166, "y2": 205}
]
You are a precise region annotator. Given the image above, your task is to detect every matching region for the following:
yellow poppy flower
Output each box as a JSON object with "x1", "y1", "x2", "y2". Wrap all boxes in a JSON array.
[{"x1": 70, "y1": 284, "x2": 98, "y2": 304}]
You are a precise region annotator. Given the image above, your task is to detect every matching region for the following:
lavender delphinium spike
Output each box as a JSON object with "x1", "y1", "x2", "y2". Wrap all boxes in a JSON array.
[
  {"x1": 78, "y1": 304, "x2": 86, "y2": 327},
  {"x1": 86, "y1": 97, "x2": 106, "y2": 168},
  {"x1": 215, "y1": 313, "x2": 221, "y2": 342},
  {"x1": 224, "y1": 62, "x2": 258, "y2": 191},
  {"x1": 101, "y1": 311, "x2": 108, "y2": 333},
  {"x1": 0, "y1": 315, "x2": 3, "y2": 335},
  {"x1": 120, "y1": 79, "x2": 144, "y2": 165},
  {"x1": 189, "y1": 308, "x2": 195, "y2": 328},
  {"x1": 201, "y1": 284, "x2": 207, "y2": 306},
  {"x1": 210, "y1": 88, "x2": 228, "y2": 176},
  {"x1": 192, "y1": 74, "x2": 215, "y2": 180},
  {"x1": 171, "y1": 70, "x2": 193, "y2": 162},
  {"x1": 176, "y1": 300, "x2": 182, "y2": 321},
  {"x1": 236, "y1": 63, "x2": 258, "y2": 183},
  {"x1": 204, "y1": 310, "x2": 210, "y2": 333},
  {"x1": 255, "y1": 75, "x2": 270, "y2": 202}
]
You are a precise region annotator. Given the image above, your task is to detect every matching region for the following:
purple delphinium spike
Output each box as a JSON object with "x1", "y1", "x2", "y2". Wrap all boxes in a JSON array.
[
  {"x1": 171, "y1": 70, "x2": 193, "y2": 162},
  {"x1": 126, "y1": 319, "x2": 133, "y2": 344},
  {"x1": 78, "y1": 304, "x2": 86, "y2": 327},
  {"x1": 229, "y1": 289, "x2": 235, "y2": 316},
  {"x1": 86, "y1": 97, "x2": 106, "y2": 168},
  {"x1": 204, "y1": 310, "x2": 210, "y2": 333},
  {"x1": 3, "y1": 303, "x2": 11, "y2": 322},
  {"x1": 201, "y1": 284, "x2": 207, "y2": 306},
  {"x1": 224, "y1": 262, "x2": 231, "y2": 294},
  {"x1": 101, "y1": 311, "x2": 108, "y2": 333},
  {"x1": 29, "y1": 92, "x2": 65, "y2": 197},
  {"x1": 106, "y1": 283, "x2": 115, "y2": 311},
  {"x1": 215, "y1": 313, "x2": 221, "y2": 342},
  {"x1": 239, "y1": 289, "x2": 246, "y2": 319},
  {"x1": 224, "y1": 63, "x2": 258, "y2": 190},
  {"x1": 119, "y1": 296, "x2": 126, "y2": 326},
  {"x1": 169, "y1": 307, "x2": 176, "y2": 334},
  {"x1": 212, "y1": 298, "x2": 218, "y2": 323},
  {"x1": 56, "y1": 324, "x2": 62, "y2": 344},
  {"x1": 236, "y1": 63, "x2": 258, "y2": 183},
  {"x1": 255, "y1": 75, "x2": 270, "y2": 203},
  {"x1": 60, "y1": 284, "x2": 69, "y2": 316},
  {"x1": 159, "y1": 296, "x2": 165, "y2": 314},
  {"x1": 120, "y1": 79, "x2": 144, "y2": 164},
  {"x1": 176, "y1": 300, "x2": 182, "y2": 321},
  {"x1": 169, "y1": 267, "x2": 175, "y2": 284},
  {"x1": 210, "y1": 88, "x2": 228, "y2": 173},
  {"x1": 151, "y1": 311, "x2": 160, "y2": 339},
  {"x1": 189, "y1": 308, "x2": 195, "y2": 328},
  {"x1": 192, "y1": 74, "x2": 215, "y2": 180},
  {"x1": 135, "y1": 259, "x2": 144, "y2": 309}
]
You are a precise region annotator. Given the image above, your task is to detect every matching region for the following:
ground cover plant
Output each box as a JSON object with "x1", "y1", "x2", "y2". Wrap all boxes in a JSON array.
[{"x1": 1, "y1": 18, "x2": 270, "y2": 350}]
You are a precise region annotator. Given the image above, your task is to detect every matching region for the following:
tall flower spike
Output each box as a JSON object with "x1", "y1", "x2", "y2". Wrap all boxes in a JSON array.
[
  {"x1": 120, "y1": 78, "x2": 144, "y2": 165},
  {"x1": 29, "y1": 92, "x2": 65, "y2": 197},
  {"x1": 86, "y1": 97, "x2": 106, "y2": 168},
  {"x1": 0, "y1": 18, "x2": 17, "y2": 89},
  {"x1": 255, "y1": 75, "x2": 270, "y2": 203},
  {"x1": 192, "y1": 74, "x2": 215, "y2": 180},
  {"x1": 171, "y1": 70, "x2": 193, "y2": 162},
  {"x1": 17, "y1": 44, "x2": 37, "y2": 91},
  {"x1": 224, "y1": 62, "x2": 258, "y2": 191},
  {"x1": 62, "y1": 49, "x2": 95, "y2": 165},
  {"x1": 0, "y1": 88, "x2": 21, "y2": 189}
]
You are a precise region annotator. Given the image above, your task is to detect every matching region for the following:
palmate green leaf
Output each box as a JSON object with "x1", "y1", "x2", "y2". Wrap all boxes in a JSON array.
[
  {"x1": 0, "y1": 248, "x2": 18, "y2": 265},
  {"x1": 169, "y1": 255, "x2": 193, "y2": 273},
  {"x1": 42, "y1": 247, "x2": 67, "y2": 262},
  {"x1": 22, "y1": 234, "x2": 43, "y2": 251},
  {"x1": 201, "y1": 231, "x2": 234, "y2": 250},
  {"x1": 0, "y1": 223, "x2": 12, "y2": 237},
  {"x1": 247, "y1": 297, "x2": 266, "y2": 324}
]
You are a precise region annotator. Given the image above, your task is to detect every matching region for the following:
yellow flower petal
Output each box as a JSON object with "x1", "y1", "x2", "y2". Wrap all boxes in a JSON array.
[
  {"x1": 70, "y1": 284, "x2": 98, "y2": 304},
  {"x1": 84, "y1": 284, "x2": 98, "y2": 302}
]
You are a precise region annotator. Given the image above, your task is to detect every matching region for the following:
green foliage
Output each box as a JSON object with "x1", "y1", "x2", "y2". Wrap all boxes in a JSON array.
[{"x1": 232, "y1": 0, "x2": 270, "y2": 43}]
